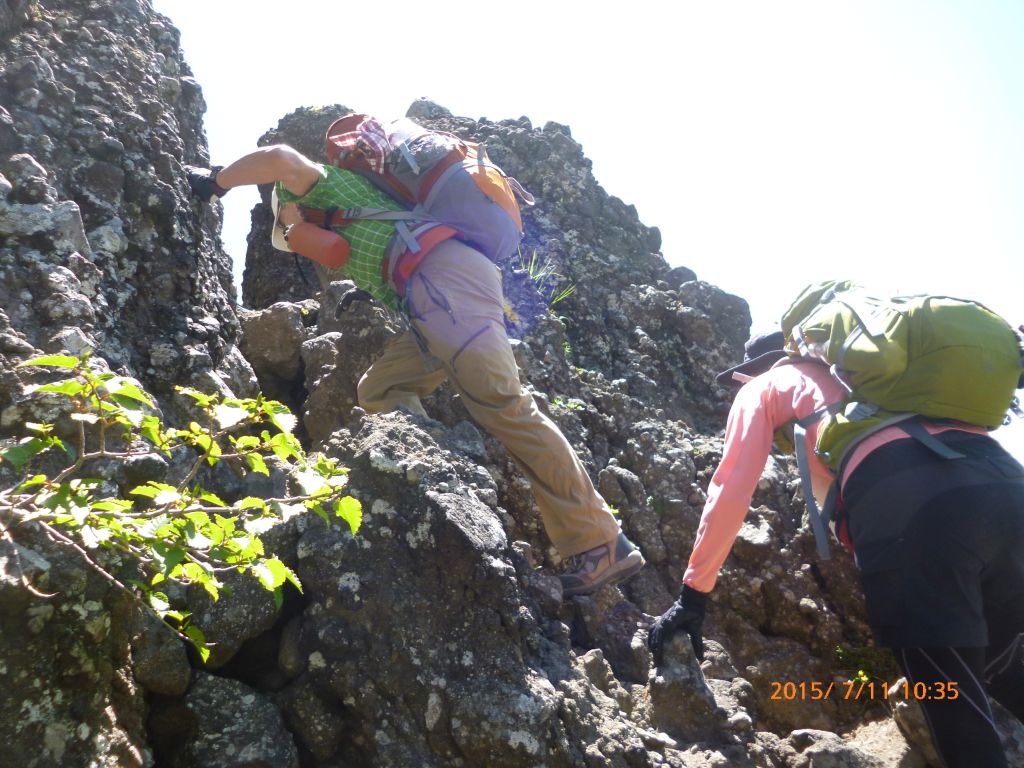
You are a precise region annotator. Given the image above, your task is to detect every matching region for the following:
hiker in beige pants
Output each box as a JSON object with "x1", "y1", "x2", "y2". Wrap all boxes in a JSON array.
[
  {"x1": 186, "y1": 142, "x2": 644, "y2": 597},
  {"x1": 358, "y1": 238, "x2": 643, "y2": 588}
]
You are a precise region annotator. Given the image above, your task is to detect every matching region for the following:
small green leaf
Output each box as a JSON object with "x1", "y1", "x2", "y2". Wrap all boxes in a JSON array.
[
  {"x1": 104, "y1": 378, "x2": 154, "y2": 407},
  {"x1": 184, "y1": 563, "x2": 220, "y2": 601},
  {"x1": 185, "y1": 509, "x2": 212, "y2": 525},
  {"x1": 69, "y1": 504, "x2": 90, "y2": 526},
  {"x1": 20, "y1": 354, "x2": 80, "y2": 369},
  {"x1": 283, "y1": 563, "x2": 302, "y2": 592},
  {"x1": 189, "y1": 431, "x2": 213, "y2": 453},
  {"x1": 214, "y1": 514, "x2": 237, "y2": 537},
  {"x1": 213, "y1": 404, "x2": 248, "y2": 430},
  {"x1": 58, "y1": 439, "x2": 75, "y2": 461},
  {"x1": 253, "y1": 557, "x2": 290, "y2": 591},
  {"x1": 335, "y1": 496, "x2": 362, "y2": 534},
  {"x1": 269, "y1": 432, "x2": 302, "y2": 462},
  {"x1": 244, "y1": 453, "x2": 269, "y2": 476},
  {"x1": 16, "y1": 474, "x2": 49, "y2": 491},
  {"x1": 130, "y1": 482, "x2": 181, "y2": 506},
  {"x1": 29, "y1": 379, "x2": 86, "y2": 397},
  {"x1": 198, "y1": 490, "x2": 227, "y2": 507},
  {"x1": 204, "y1": 522, "x2": 226, "y2": 547},
  {"x1": 237, "y1": 496, "x2": 268, "y2": 512},
  {"x1": 156, "y1": 546, "x2": 187, "y2": 577},
  {"x1": 232, "y1": 535, "x2": 264, "y2": 560},
  {"x1": 129, "y1": 483, "x2": 159, "y2": 498},
  {"x1": 1, "y1": 437, "x2": 46, "y2": 471},
  {"x1": 264, "y1": 400, "x2": 297, "y2": 435},
  {"x1": 184, "y1": 522, "x2": 212, "y2": 550},
  {"x1": 182, "y1": 562, "x2": 207, "y2": 581},
  {"x1": 69, "y1": 412, "x2": 100, "y2": 423},
  {"x1": 90, "y1": 498, "x2": 134, "y2": 512},
  {"x1": 311, "y1": 504, "x2": 330, "y2": 526},
  {"x1": 109, "y1": 395, "x2": 147, "y2": 424},
  {"x1": 243, "y1": 517, "x2": 277, "y2": 535},
  {"x1": 204, "y1": 439, "x2": 222, "y2": 466},
  {"x1": 274, "y1": 502, "x2": 306, "y2": 520},
  {"x1": 183, "y1": 624, "x2": 211, "y2": 663},
  {"x1": 140, "y1": 415, "x2": 167, "y2": 451},
  {"x1": 148, "y1": 591, "x2": 172, "y2": 613},
  {"x1": 293, "y1": 468, "x2": 329, "y2": 497},
  {"x1": 233, "y1": 435, "x2": 261, "y2": 451},
  {"x1": 176, "y1": 387, "x2": 217, "y2": 408}
]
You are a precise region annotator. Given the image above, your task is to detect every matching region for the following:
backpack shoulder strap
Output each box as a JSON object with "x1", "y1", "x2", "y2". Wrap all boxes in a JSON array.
[
  {"x1": 792, "y1": 408, "x2": 837, "y2": 560},
  {"x1": 895, "y1": 419, "x2": 968, "y2": 460},
  {"x1": 296, "y1": 205, "x2": 437, "y2": 255},
  {"x1": 299, "y1": 205, "x2": 428, "y2": 226},
  {"x1": 790, "y1": 398, "x2": 891, "y2": 560}
]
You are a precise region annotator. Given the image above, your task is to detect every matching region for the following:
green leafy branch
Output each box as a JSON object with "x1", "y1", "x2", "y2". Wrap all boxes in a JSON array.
[{"x1": 0, "y1": 354, "x2": 362, "y2": 661}]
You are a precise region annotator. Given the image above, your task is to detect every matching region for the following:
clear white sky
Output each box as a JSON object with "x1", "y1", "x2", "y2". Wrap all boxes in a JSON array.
[{"x1": 152, "y1": 0, "x2": 1024, "y2": 458}]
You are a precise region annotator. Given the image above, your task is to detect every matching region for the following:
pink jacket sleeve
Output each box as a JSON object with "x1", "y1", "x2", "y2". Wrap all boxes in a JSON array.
[{"x1": 682, "y1": 364, "x2": 844, "y2": 593}]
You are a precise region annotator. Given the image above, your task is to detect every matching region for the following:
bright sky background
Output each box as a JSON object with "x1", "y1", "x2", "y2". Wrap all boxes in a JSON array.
[{"x1": 151, "y1": 0, "x2": 1024, "y2": 458}]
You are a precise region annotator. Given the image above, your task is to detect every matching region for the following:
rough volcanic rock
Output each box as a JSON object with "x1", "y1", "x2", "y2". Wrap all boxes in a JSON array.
[
  {"x1": 4, "y1": 2, "x2": 1020, "y2": 767},
  {"x1": 0, "y1": 0, "x2": 254, "y2": 421}
]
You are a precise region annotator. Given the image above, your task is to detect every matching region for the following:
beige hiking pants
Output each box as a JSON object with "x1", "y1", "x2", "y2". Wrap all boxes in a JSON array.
[{"x1": 357, "y1": 238, "x2": 620, "y2": 557}]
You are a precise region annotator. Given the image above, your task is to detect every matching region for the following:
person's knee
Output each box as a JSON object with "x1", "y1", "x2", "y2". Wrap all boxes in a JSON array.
[
  {"x1": 355, "y1": 371, "x2": 378, "y2": 410},
  {"x1": 263, "y1": 144, "x2": 307, "y2": 167},
  {"x1": 266, "y1": 145, "x2": 320, "y2": 195}
]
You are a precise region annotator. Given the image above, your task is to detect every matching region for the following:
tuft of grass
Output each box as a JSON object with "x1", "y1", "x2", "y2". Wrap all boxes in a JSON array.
[{"x1": 518, "y1": 248, "x2": 577, "y2": 307}]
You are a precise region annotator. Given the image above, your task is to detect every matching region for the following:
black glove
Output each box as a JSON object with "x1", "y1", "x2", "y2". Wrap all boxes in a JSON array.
[
  {"x1": 647, "y1": 584, "x2": 709, "y2": 664},
  {"x1": 185, "y1": 165, "x2": 228, "y2": 202}
]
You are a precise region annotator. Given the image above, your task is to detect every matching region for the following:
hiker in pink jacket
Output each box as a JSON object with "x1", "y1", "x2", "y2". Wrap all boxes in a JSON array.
[
  {"x1": 648, "y1": 330, "x2": 1024, "y2": 768},
  {"x1": 184, "y1": 136, "x2": 644, "y2": 598}
]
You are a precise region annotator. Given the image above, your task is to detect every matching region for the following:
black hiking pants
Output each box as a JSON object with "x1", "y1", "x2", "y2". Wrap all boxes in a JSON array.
[{"x1": 843, "y1": 430, "x2": 1024, "y2": 768}]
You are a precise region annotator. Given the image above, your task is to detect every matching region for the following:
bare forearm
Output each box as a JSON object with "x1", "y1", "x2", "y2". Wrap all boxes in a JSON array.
[{"x1": 216, "y1": 145, "x2": 320, "y2": 196}]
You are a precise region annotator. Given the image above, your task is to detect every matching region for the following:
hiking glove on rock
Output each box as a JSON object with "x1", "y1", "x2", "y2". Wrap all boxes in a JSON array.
[
  {"x1": 185, "y1": 165, "x2": 228, "y2": 203},
  {"x1": 647, "y1": 585, "x2": 708, "y2": 664}
]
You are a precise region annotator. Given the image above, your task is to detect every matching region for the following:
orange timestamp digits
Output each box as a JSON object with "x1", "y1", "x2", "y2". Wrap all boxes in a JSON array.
[{"x1": 768, "y1": 679, "x2": 960, "y2": 701}]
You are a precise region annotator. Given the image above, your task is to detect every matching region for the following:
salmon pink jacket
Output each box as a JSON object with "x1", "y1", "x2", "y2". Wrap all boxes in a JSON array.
[{"x1": 683, "y1": 361, "x2": 982, "y2": 593}]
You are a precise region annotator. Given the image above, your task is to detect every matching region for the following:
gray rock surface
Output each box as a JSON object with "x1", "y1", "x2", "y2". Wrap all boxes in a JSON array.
[{"x1": 2, "y1": 1, "x2": 1021, "y2": 767}]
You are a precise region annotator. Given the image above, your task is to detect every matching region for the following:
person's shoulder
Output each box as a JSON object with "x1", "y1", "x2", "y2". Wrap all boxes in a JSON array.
[
  {"x1": 765, "y1": 358, "x2": 829, "y2": 381},
  {"x1": 755, "y1": 359, "x2": 808, "y2": 385},
  {"x1": 752, "y1": 359, "x2": 840, "y2": 398},
  {"x1": 320, "y1": 165, "x2": 403, "y2": 208},
  {"x1": 772, "y1": 359, "x2": 847, "y2": 402}
]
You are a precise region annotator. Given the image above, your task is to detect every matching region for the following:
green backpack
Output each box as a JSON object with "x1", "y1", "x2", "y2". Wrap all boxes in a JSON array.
[{"x1": 780, "y1": 279, "x2": 1023, "y2": 557}]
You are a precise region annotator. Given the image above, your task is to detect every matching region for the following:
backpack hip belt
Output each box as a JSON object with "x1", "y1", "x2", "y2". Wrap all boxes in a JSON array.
[{"x1": 382, "y1": 222, "x2": 458, "y2": 297}]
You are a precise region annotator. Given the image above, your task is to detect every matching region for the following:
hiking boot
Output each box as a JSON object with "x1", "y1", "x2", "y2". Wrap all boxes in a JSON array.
[{"x1": 560, "y1": 532, "x2": 645, "y2": 598}]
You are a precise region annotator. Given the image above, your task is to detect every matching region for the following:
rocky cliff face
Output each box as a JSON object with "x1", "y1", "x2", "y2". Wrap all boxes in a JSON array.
[
  {"x1": 2, "y1": 2, "x2": 1022, "y2": 767},
  {"x1": 0, "y1": 0, "x2": 252, "y2": 412}
]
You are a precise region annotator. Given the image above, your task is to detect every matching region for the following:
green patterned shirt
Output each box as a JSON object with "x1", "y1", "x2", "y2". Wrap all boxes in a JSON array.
[{"x1": 276, "y1": 164, "x2": 402, "y2": 307}]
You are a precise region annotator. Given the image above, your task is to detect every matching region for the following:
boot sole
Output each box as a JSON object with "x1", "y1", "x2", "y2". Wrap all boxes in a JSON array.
[{"x1": 562, "y1": 550, "x2": 646, "y2": 598}]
